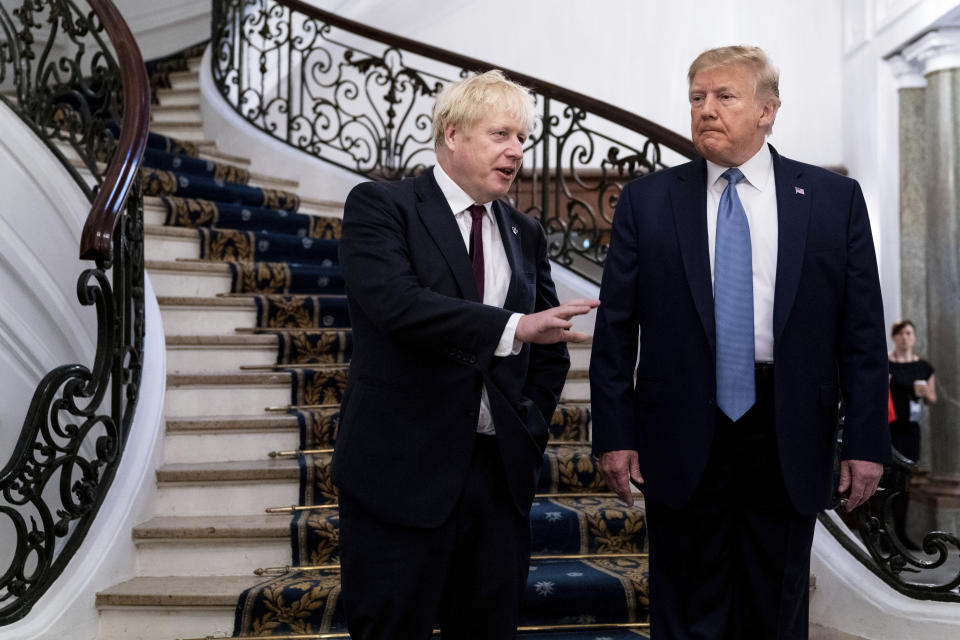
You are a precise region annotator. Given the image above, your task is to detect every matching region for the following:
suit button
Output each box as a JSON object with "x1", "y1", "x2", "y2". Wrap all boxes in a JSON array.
[
  {"x1": 466, "y1": 408, "x2": 477, "y2": 418},
  {"x1": 707, "y1": 398, "x2": 715, "y2": 407},
  {"x1": 467, "y1": 356, "x2": 477, "y2": 364}
]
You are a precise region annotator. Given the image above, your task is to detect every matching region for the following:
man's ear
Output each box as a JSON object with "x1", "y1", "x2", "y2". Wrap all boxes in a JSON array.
[
  {"x1": 443, "y1": 122, "x2": 458, "y2": 151},
  {"x1": 758, "y1": 99, "x2": 779, "y2": 131}
]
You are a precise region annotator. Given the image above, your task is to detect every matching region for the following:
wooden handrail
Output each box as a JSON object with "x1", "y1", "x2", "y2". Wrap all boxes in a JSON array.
[
  {"x1": 78, "y1": 0, "x2": 151, "y2": 262},
  {"x1": 278, "y1": 0, "x2": 697, "y2": 159}
]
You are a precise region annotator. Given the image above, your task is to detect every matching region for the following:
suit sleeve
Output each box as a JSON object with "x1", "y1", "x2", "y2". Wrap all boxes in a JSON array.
[
  {"x1": 838, "y1": 182, "x2": 891, "y2": 463},
  {"x1": 339, "y1": 181, "x2": 513, "y2": 371},
  {"x1": 589, "y1": 185, "x2": 642, "y2": 454},
  {"x1": 521, "y1": 223, "x2": 571, "y2": 424}
]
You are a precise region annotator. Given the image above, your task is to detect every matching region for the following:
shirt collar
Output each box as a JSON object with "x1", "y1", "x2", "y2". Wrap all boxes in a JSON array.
[
  {"x1": 706, "y1": 141, "x2": 773, "y2": 192},
  {"x1": 433, "y1": 164, "x2": 493, "y2": 217}
]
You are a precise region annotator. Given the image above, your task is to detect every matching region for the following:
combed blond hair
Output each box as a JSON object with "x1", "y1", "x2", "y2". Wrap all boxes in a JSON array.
[
  {"x1": 432, "y1": 70, "x2": 536, "y2": 151},
  {"x1": 688, "y1": 45, "x2": 781, "y2": 107}
]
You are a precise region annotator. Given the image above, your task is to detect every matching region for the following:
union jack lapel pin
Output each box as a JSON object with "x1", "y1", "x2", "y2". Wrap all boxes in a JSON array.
[{"x1": 795, "y1": 186, "x2": 805, "y2": 195}]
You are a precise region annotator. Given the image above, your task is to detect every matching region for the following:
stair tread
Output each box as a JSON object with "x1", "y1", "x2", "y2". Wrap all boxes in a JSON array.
[
  {"x1": 147, "y1": 259, "x2": 231, "y2": 273},
  {"x1": 133, "y1": 514, "x2": 288, "y2": 539},
  {"x1": 167, "y1": 370, "x2": 298, "y2": 386},
  {"x1": 157, "y1": 458, "x2": 300, "y2": 483},
  {"x1": 146, "y1": 223, "x2": 198, "y2": 238},
  {"x1": 166, "y1": 334, "x2": 278, "y2": 346},
  {"x1": 158, "y1": 295, "x2": 255, "y2": 308},
  {"x1": 167, "y1": 414, "x2": 299, "y2": 432},
  {"x1": 96, "y1": 575, "x2": 262, "y2": 607},
  {"x1": 151, "y1": 103, "x2": 201, "y2": 113}
]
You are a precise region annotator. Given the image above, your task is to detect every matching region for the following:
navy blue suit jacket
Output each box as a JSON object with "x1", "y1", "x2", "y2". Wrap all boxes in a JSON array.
[
  {"x1": 589, "y1": 145, "x2": 890, "y2": 515},
  {"x1": 332, "y1": 169, "x2": 569, "y2": 528}
]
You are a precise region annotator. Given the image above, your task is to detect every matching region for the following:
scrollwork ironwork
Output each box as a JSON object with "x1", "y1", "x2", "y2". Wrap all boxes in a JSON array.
[
  {"x1": 820, "y1": 448, "x2": 960, "y2": 600},
  {"x1": 0, "y1": 0, "x2": 146, "y2": 625},
  {"x1": 211, "y1": 0, "x2": 693, "y2": 282}
]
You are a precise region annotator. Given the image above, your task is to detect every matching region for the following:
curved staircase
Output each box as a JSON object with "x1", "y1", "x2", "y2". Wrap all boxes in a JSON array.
[{"x1": 92, "y1": 50, "x2": 650, "y2": 640}]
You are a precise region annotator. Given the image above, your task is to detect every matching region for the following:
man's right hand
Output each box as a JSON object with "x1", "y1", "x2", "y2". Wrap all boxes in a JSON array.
[
  {"x1": 515, "y1": 299, "x2": 600, "y2": 344},
  {"x1": 598, "y1": 449, "x2": 643, "y2": 506}
]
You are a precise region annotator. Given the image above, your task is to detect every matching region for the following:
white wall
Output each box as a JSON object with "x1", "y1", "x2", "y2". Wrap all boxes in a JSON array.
[
  {"x1": 114, "y1": 0, "x2": 210, "y2": 60},
  {"x1": 0, "y1": 103, "x2": 98, "y2": 464}
]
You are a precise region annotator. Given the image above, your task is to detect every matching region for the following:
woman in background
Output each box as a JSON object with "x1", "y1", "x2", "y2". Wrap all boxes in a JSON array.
[{"x1": 888, "y1": 319, "x2": 936, "y2": 549}]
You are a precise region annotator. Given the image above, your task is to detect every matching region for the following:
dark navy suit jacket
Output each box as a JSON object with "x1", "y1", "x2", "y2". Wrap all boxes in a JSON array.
[
  {"x1": 332, "y1": 169, "x2": 570, "y2": 528},
  {"x1": 589, "y1": 145, "x2": 890, "y2": 515}
]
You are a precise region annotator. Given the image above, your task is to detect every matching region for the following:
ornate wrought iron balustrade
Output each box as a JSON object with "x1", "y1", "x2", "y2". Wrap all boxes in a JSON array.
[
  {"x1": 210, "y1": 0, "x2": 697, "y2": 283},
  {"x1": 821, "y1": 447, "x2": 960, "y2": 600},
  {"x1": 0, "y1": 0, "x2": 149, "y2": 625}
]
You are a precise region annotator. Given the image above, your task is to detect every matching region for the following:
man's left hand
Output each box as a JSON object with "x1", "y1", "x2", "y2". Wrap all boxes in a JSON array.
[{"x1": 837, "y1": 459, "x2": 883, "y2": 511}]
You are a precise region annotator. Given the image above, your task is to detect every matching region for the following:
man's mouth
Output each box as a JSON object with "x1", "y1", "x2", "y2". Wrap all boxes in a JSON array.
[{"x1": 496, "y1": 167, "x2": 516, "y2": 178}]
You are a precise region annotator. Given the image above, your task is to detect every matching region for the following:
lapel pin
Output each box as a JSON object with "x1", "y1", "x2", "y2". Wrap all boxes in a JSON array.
[
  {"x1": 512, "y1": 226, "x2": 519, "y2": 236},
  {"x1": 795, "y1": 186, "x2": 805, "y2": 195}
]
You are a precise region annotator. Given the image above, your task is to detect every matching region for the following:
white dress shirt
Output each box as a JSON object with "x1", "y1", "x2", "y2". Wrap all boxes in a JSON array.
[
  {"x1": 705, "y1": 142, "x2": 778, "y2": 363},
  {"x1": 433, "y1": 164, "x2": 523, "y2": 434}
]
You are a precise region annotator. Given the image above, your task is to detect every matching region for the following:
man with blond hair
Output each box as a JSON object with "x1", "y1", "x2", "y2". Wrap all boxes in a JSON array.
[
  {"x1": 333, "y1": 69, "x2": 597, "y2": 639},
  {"x1": 591, "y1": 46, "x2": 888, "y2": 638}
]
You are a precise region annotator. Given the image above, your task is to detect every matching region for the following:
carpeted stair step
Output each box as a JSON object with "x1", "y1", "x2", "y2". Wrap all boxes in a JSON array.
[
  {"x1": 143, "y1": 166, "x2": 301, "y2": 211},
  {"x1": 232, "y1": 555, "x2": 648, "y2": 636},
  {"x1": 145, "y1": 225, "x2": 342, "y2": 266},
  {"x1": 96, "y1": 575, "x2": 256, "y2": 640},
  {"x1": 154, "y1": 459, "x2": 300, "y2": 517},
  {"x1": 151, "y1": 104, "x2": 203, "y2": 124},
  {"x1": 132, "y1": 515, "x2": 291, "y2": 577},
  {"x1": 561, "y1": 368, "x2": 590, "y2": 402},
  {"x1": 163, "y1": 68, "x2": 200, "y2": 91},
  {"x1": 166, "y1": 334, "x2": 279, "y2": 373},
  {"x1": 538, "y1": 444, "x2": 605, "y2": 493},
  {"x1": 164, "y1": 413, "x2": 301, "y2": 464},
  {"x1": 164, "y1": 371, "x2": 299, "y2": 418},
  {"x1": 147, "y1": 259, "x2": 233, "y2": 297},
  {"x1": 165, "y1": 368, "x2": 349, "y2": 417},
  {"x1": 154, "y1": 85, "x2": 201, "y2": 107},
  {"x1": 151, "y1": 121, "x2": 205, "y2": 141},
  {"x1": 165, "y1": 329, "x2": 354, "y2": 372},
  {"x1": 158, "y1": 296, "x2": 257, "y2": 334},
  {"x1": 155, "y1": 195, "x2": 343, "y2": 238},
  {"x1": 290, "y1": 495, "x2": 642, "y2": 567}
]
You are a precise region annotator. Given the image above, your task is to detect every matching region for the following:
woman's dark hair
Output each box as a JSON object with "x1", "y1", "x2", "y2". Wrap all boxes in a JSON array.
[{"x1": 891, "y1": 320, "x2": 915, "y2": 337}]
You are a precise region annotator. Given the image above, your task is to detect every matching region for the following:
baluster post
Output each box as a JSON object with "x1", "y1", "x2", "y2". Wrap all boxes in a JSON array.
[{"x1": 540, "y1": 96, "x2": 550, "y2": 227}]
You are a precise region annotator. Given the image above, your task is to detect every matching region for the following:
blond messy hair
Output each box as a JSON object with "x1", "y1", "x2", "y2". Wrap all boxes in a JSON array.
[
  {"x1": 688, "y1": 45, "x2": 781, "y2": 107},
  {"x1": 432, "y1": 70, "x2": 536, "y2": 151}
]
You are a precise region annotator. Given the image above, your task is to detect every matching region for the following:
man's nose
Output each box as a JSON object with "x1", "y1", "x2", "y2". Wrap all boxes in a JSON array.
[
  {"x1": 701, "y1": 95, "x2": 718, "y2": 117},
  {"x1": 506, "y1": 137, "x2": 523, "y2": 158}
]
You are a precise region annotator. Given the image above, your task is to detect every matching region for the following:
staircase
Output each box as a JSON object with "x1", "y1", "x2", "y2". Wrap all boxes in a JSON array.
[{"x1": 88, "y1": 52, "x2": 649, "y2": 640}]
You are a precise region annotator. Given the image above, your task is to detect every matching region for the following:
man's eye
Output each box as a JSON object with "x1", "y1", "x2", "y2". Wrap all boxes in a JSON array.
[{"x1": 517, "y1": 135, "x2": 527, "y2": 144}]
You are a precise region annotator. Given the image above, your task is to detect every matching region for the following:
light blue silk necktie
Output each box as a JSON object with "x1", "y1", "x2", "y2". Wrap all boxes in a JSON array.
[{"x1": 714, "y1": 168, "x2": 755, "y2": 421}]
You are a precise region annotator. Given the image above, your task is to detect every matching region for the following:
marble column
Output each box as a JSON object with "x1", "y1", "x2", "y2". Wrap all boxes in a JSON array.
[
  {"x1": 899, "y1": 29, "x2": 960, "y2": 536},
  {"x1": 891, "y1": 56, "x2": 932, "y2": 473}
]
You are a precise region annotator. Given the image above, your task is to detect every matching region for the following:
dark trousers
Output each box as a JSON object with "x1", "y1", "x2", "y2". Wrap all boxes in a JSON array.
[
  {"x1": 338, "y1": 433, "x2": 530, "y2": 640},
  {"x1": 645, "y1": 365, "x2": 817, "y2": 640}
]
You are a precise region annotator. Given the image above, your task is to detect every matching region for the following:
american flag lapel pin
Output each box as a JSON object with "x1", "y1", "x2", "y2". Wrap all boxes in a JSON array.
[{"x1": 795, "y1": 186, "x2": 805, "y2": 195}]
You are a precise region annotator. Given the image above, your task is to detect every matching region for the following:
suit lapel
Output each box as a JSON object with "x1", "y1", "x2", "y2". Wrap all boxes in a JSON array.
[
  {"x1": 493, "y1": 201, "x2": 525, "y2": 311},
  {"x1": 414, "y1": 170, "x2": 481, "y2": 302},
  {"x1": 770, "y1": 146, "x2": 811, "y2": 347},
  {"x1": 671, "y1": 158, "x2": 715, "y2": 352}
]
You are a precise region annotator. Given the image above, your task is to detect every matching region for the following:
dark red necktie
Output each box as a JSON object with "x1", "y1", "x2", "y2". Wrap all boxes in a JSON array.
[{"x1": 468, "y1": 204, "x2": 485, "y2": 300}]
